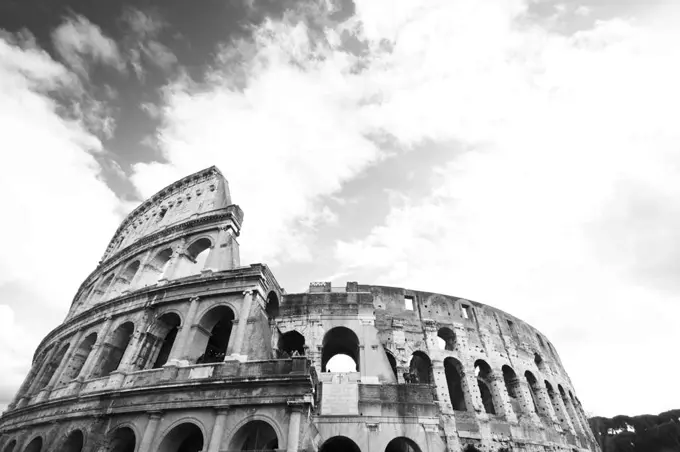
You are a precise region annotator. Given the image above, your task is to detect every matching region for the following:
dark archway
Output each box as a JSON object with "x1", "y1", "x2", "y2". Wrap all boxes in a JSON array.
[
  {"x1": 278, "y1": 331, "x2": 305, "y2": 357},
  {"x1": 143, "y1": 248, "x2": 173, "y2": 285},
  {"x1": 437, "y1": 327, "x2": 456, "y2": 351},
  {"x1": 524, "y1": 371, "x2": 542, "y2": 414},
  {"x1": 385, "y1": 437, "x2": 422, "y2": 452},
  {"x1": 266, "y1": 292, "x2": 279, "y2": 319},
  {"x1": 152, "y1": 313, "x2": 181, "y2": 368},
  {"x1": 59, "y1": 332, "x2": 97, "y2": 384},
  {"x1": 3, "y1": 439, "x2": 16, "y2": 452},
  {"x1": 94, "y1": 322, "x2": 134, "y2": 378},
  {"x1": 186, "y1": 238, "x2": 212, "y2": 274},
  {"x1": 408, "y1": 351, "x2": 432, "y2": 384},
  {"x1": 58, "y1": 430, "x2": 84, "y2": 452},
  {"x1": 534, "y1": 352, "x2": 546, "y2": 372},
  {"x1": 229, "y1": 420, "x2": 278, "y2": 450},
  {"x1": 321, "y1": 327, "x2": 360, "y2": 372},
  {"x1": 502, "y1": 365, "x2": 521, "y2": 416},
  {"x1": 195, "y1": 305, "x2": 235, "y2": 363},
  {"x1": 157, "y1": 423, "x2": 204, "y2": 452},
  {"x1": 319, "y1": 436, "x2": 361, "y2": 452},
  {"x1": 107, "y1": 427, "x2": 135, "y2": 452},
  {"x1": 385, "y1": 349, "x2": 398, "y2": 379},
  {"x1": 120, "y1": 260, "x2": 140, "y2": 285},
  {"x1": 34, "y1": 343, "x2": 69, "y2": 391},
  {"x1": 444, "y1": 357, "x2": 467, "y2": 411},
  {"x1": 475, "y1": 360, "x2": 496, "y2": 415},
  {"x1": 23, "y1": 438, "x2": 42, "y2": 452}
]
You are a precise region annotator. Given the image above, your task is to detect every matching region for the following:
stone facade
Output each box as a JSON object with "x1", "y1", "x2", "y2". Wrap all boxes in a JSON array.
[{"x1": 0, "y1": 166, "x2": 600, "y2": 452}]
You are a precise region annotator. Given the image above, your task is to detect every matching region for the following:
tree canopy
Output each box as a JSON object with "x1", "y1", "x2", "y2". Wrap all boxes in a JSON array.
[{"x1": 589, "y1": 410, "x2": 680, "y2": 452}]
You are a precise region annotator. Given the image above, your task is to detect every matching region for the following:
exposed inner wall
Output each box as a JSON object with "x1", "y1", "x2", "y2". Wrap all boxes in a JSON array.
[{"x1": 275, "y1": 282, "x2": 598, "y2": 451}]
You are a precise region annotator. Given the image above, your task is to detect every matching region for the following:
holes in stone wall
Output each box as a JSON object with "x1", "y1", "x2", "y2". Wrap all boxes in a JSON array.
[
  {"x1": 461, "y1": 304, "x2": 472, "y2": 319},
  {"x1": 404, "y1": 296, "x2": 414, "y2": 311}
]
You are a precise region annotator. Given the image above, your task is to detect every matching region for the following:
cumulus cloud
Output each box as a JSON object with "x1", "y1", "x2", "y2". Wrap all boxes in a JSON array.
[
  {"x1": 0, "y1": 32, "x2": 122, "y2": 408},
  {"x1": 122, "y1": 8, "x2": 177, "y2": 79},
  {"x1": 52, "y1": 14, "x2": 126, "y2": 77}
]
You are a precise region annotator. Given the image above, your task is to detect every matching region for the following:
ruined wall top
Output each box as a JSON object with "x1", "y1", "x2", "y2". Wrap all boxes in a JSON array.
[{"x1": 100, "y1": 166, "x2": 233, "y2": 263}]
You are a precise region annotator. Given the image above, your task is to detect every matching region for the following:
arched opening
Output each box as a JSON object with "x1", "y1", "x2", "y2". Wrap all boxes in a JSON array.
[
  {"x1": 559, "y1": 385, "x2": 581, "y2": 431},
  {"x1": 96, "y1": 273, "x2": 115, "y2": 301},
  {"x1": 319, "y1": 436, "x2": 361, "y2": 452},
  {"x1": 93, "y1": 322, "x2": 134, "y2": 378},
  {"x1": 277, "y1": 331, "x2": 305, "y2": 357},
  {"x1": 58, "y1": 430, "x2": 83, "y2": 452},
  {"x1": 437, "y1": 327, "x2": 456, "y2": 351},
  {"x1": 229, "y1": 420, "x2": 278, "y2": 450},
  {"x1": 534, "y1": 352, "x2": 546, "y2": 372},
  {"x1": 385, "y1": 349, "x2": 398, "y2": 379},
  {"x1": 152, "y1": 313, "x2": 181, "y2": 368},
  {"x1": 474, "y1": 360, "x2": 496, "y2": 415},
  {"x1": 321, "y1": 327, "x2": 360, "y2": 372},
  {"x1": 444, "y1": 357, "x2": 467, "y2": 411},
  {"x1": 157, "y1": 422, "x2": 204, "y2": 452},
  {"x1": 463, "y1": 445, "x2": 481, "y2": 452},
  {"x1": 502, "y1": 365, "x2": 521, "y2": 416},
  {"x1": 186, "y1": 238, "x2": 212, "y2": 275},
  {"x1": 141, "y1": 248, "x2": 173, "y2": 286},
  {"x1": 545, "y1": 381, "x2": 570, "y2": 429},
  {"x1": 107, "y1": 427, "x2": 135, "y2": 452},
  {"x1": 408, "y1": 352, "x2": 432, "y2": 384},
  {"x1": 34, "y1": 343, "x2": 69, "y2": 391},
  {"x1": 3, "y1": 439, "x2": 16, "y2": 452},
  {"x1": 385, "y1": 437, "x2": 422, "y2": 452},
  {"x1": 194, "y1": 306, "x2": 234, "y2": 363},
  {"x1": 524, "y1": 371, "x2": 542, "y2": 414},
  {"x1": 59, "y1": 333, "x2": 97, "y2": 384},
  {"x1": 23, "y1": 438, "x2": 42, "y2": 452},
  {"x1": 266, "y1": 292, "x2": 279, "y2": 319},
  {"x1": 120, "y1": 261, "x2": 140, "y2": 285}
]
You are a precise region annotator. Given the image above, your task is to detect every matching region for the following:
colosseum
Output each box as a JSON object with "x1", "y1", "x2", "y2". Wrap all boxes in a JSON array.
[{"x1": 0, "y1": 166, "x2": 599, "y2": 452}]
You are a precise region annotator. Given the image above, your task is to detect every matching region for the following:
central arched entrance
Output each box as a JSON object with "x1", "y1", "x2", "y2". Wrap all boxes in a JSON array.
[
  {"x1": 321, "y1": 327, "x2": 360, "y2": 372},
  {"x1": 157, "y1": 423, "x2": 204, "y2": 452},
  {"x1": 319, "y1": 436, "x2": 361, "y2": 452},
  {"x1": 385, "y1": 437, "x2": 422, "y2": 452},
  {"x1": 107, "y1": 427, "x2": 135, "y2": 452},
  {"x1": 192, "y1": 305, "x2": 235, "y2": 363},
  {"x1": 229, "y1": 420, "x2": 278, "y2": 450},
  {"x1": 58, "y1": 430, "x2": 84, "y2": 452}
]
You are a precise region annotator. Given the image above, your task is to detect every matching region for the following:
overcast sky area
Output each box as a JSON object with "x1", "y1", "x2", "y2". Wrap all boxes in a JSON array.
[{"x1": 1, "y1": 0, "x2": 679, "y2": 417}]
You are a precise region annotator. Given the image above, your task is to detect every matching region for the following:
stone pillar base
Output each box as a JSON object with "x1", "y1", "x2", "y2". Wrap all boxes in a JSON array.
[{"x1": 225, "y1": 354, "x2": 248, "y2": 363}]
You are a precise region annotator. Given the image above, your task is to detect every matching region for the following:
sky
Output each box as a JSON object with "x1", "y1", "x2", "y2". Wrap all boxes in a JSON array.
[{"x1": 0, "y1": 0, "x2": 678, "y2": 418}]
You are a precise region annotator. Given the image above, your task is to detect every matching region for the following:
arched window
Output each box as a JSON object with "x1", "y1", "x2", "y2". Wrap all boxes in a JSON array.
[
  {"x1": 322, "y1": 327, "x2": 360, "y2": 372},
  {"x1": 474, "y1": 360, "x2": 496, "y2": 415},
  {"x1": 437, "y1": 327, "x2": 456, "y2": 351},
  {"x1": 151, "y1": 313, "x2": 181, "y2": 368},
  {"x1": 545, "y1": 381, "x2": 570, "y2": 430},
  {"x1": 192, "y1": 306, "x2": 234, "y2": 363},
  {"x1": 34, "y1": 343, "x2": 69, "y2": 391},
  {"x1": 229, "y1": 420, "x2": 278, "y2": 450},
  {"x1": 157, "y1": 422, "x2": 204, "y2": 452},
  {"x1": 524, "y1": 371, "x2": 543, "y2": 415},
  {"x1": 2, "y1": 439, "x2": 16, "y2": 452},
  {"x1": 266, "y1": 292, "x2": 279, "y2": 319},
  {"x1": 384, "y1": 348, "x2": 398, "y2": 380},
  {"x1": 139, "y1": 248, "x2": 174, "y2": 286},
  {"x1": 534, "y1": 352, "x2": 546, "y2": 372},
  {"x1": 385, "y1": 437, "x2": 422, "y2": 452},
  {"x1": 186, "y1": 238, "x2": 212, "y2": 275},
  {"x1": 59, "y1": 333, "x2": 97, "y2": 384},
  {"x1": 107, "y1": 427, "x2": 136, "y2": 452},
  {"x1": 277, "y1": 331, "x2": 305, "y2": 357},
  {"x1": 93, "y1": 322, "x2": 134, "y2": 378},
  {"x1": 319, "y1": 436, "x2": 361, "y2": 452},
  {"x1": 58, "y1": 430, "x2": 84, "y2": 452},
  {"x1": 96, "y1": 273, "x2": 115, "y2": 302},
  {"x1": 120, "y1": 261, "x2": 140, "y2": 284},
  {"x1": 444, "y1": 357, "x2": 467, "y2": 411},
  {"x1": 23, "y1": 438, "x2": 42, "y2": 452},
  {"x1": 408, "y1": 352, "x2": 432, "y2": 384},
  {"x1": 502, "y1": 365, "x2": 521, "y2": 416},
  {"x1": 560, "y1": 384, "x2": 581, "y2": 432}
]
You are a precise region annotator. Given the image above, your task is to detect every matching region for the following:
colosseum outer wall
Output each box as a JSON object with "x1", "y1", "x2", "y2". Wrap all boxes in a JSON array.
[{"x1": 0, "y1": 166, "x2": 600, "y2": 452}]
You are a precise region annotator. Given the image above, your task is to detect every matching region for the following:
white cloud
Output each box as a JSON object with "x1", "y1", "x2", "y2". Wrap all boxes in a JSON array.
[
  {"x1": 52, "y1": 14, "x2": 126, "y2": 76},
  {"x1": 0, "y1": 32, "x2": 122, "y2": 406},
  {"x1": 130, "y1": 0, "x2": 679, "y2": 417},
  {"x1": 122, "y1": 8, "x2": 177, "y2": 79}
]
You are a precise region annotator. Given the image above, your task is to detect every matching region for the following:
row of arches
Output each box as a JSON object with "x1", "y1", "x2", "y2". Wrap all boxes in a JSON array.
[{"x1": 75, "y1": 236, "x2": 215, "y2": 314}]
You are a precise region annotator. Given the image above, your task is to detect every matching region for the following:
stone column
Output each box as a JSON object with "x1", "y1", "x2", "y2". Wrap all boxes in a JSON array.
[
  {"x1": 563, "y1": 394, "x2": 585, "y2": 435},
  {"x1": 286, "y1": 402, "x2": 305, "y2": 452},
  {"x1": 517, "y1": 379, "x2": 541, "y2": 423},
  {"x1": 431, "y1": 360, "x2": 453, "y2": 414},
  {"x1": 463, "y1": 365, "x2": 485, "y2": 414},
  {"x1": 138, "y1": 411, "x2": 163, "y2": 452},
  {"x1": 204, "y1": 226, "x2": 231, "y2": 272},
  {"x1": 550, "y1": 388, "x2": 575, "y2": 433},
  {"x1": 490, "y1": 374, "x2": 518, "y2": 422},
  {"x1": 40, "y1": 330, "x2": 85, "y2": 398},
  {"x1": 159, "y1": 240, "x2": 187, "y2": 283},
  {"x1": 207, "y1": 408, "x2": 229, "y2": 452},
  {"x1": 9, "y1": 361, "x2": 41, "y2": 408},
  {"x1": 533, "y1": 383, "x2": 559, "y2": 425},
  {"x1": 166, "y1": 296, "x2": 200, "y2": 365},
  {"x1": 229, "y1": 290, "x2": 255, "y2": 360},
  {"x1": 24, "y1": 343, "x2": 61, "y2": 399},
  {"x1": 73, "y1": 317, "x2": 114, "y2": 384}
]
